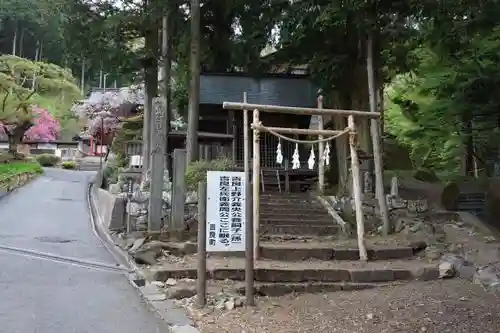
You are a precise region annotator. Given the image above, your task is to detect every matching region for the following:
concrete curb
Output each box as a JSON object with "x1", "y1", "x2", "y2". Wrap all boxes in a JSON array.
[{"x1": 85, "y1": 176, "x2": 201, "y2": 333}]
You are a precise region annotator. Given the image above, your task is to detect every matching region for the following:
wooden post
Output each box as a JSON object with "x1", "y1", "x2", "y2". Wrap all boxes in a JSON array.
[
  {"x1": 252, "y1": 108, "x2": 260, "y2": 260},
  {"x1": 348, "y1": 116, "x2": 367, "y2": 261},
  {"x1": 317, "y1": 92, "x2": 325, "y2": 193},
  {"x1": 196, "y1": 180, "x2": 207, "y2": 307},
  {"x1": 228, "y1": 110, "x2": 236, "y2": 165},
  {"x1": 243, "y1": 92, "x2": 255, "y2": 306},
  {"x1": 366, "y1": 34, "x2": 390, "y2": 235},
  {"x1": 171, "y1": 148, "x2": 187, "y2": 231}
]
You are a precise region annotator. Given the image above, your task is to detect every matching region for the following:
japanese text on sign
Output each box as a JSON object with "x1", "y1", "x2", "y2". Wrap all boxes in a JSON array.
[{"x1": 206, "y1": 171, "x2": 246, "y2": 252}]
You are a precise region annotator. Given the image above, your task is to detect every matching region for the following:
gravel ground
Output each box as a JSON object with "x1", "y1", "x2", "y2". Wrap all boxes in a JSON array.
[{"x1": 196, "y1": 279, "x2": 500, "y2": 333}]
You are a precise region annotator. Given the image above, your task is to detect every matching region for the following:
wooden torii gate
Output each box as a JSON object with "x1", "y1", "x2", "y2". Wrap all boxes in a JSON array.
[{"x1": 222, "y1": 98, "x2": 389, "y2": 262}]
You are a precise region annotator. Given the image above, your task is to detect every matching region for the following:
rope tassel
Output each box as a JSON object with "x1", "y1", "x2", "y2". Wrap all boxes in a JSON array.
[
  {"x1": 292, "y1": 143, "x2": 300, "y2": 169},
  {"x1": 276, "y1": 140, "x2": 283, "y2": 165},
  {"x1": 308, "y1": 146, "x2": 315, "y2": 170},
  {"x1": 323, "y1": 142, "x2": 330, "y2": 166}
]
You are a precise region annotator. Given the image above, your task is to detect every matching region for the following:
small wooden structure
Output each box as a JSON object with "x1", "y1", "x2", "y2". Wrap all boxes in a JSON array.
[
  {"x1": 223, "y1": 97, "x2": 390, "y2": 261},
  {"x1": 199, "y1": 73, "x2": 322, "y2": 192},
  {"x1": 123, "y1": 130, "x2": 234, "y2": 169},
  {"x1": 0, "y1": 139, "x2": 79, "y2": 156}
]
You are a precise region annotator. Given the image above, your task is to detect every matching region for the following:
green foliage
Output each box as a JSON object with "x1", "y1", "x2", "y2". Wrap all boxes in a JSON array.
[
  {"x1": 61, "y1": 160, "x2": 76, "y2": 169},
  {"x1": 111, "y1": 114, "x2": 143, "y2": 167},
  {"x1": 0, "y1": 55, "x2": 82, "y2": 140},
  {"x1": 384, "y1": 72, "x2": 463, "y2": 175},
  {"x1": 185, "y1": 158, "x2": 233, "y2": 190},
  {"x1": 0, "y1": 160, "x2": 43, "y2": 180},
  {"x1": 103, "y1": 162, "x2": 120, "y2": 186},
  {"x1": 35, "y1": 153, "x2": 60, "y2": 167},
  {"x1": 386, "y1": 20, "x2": 500, "y2": 178}
]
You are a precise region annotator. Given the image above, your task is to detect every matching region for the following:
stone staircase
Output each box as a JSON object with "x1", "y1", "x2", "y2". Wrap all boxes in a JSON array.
[
  {"x1": 260, "y1": 170, "x2": 317, "y2": 193},
  {"x1": 260, "y1": 192, "x2": 340, "y2": 236},
  {"x1": 456, "y1": 192, "x2": 486, "y2": 219},
  {"x1": 77, "y1": 156, "x2": 102, "y2": 172}
]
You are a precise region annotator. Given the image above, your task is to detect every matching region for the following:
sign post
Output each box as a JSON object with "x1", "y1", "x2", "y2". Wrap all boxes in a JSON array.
[
  {"x1": 206, "y1": 171, "x2": 246, "y2": 252},
  {"x1": 242, "y1": 92, "x2": 254, "y2": 306},
  {"x1": 126, "y1": 178, "x2": 134, "y2": 234},
  {"x1": 196, "y1": 180, "x2": 207, "y2": 307},
  {"x1": 197, "y1": 170, "x2": 247, "y2": 307}
]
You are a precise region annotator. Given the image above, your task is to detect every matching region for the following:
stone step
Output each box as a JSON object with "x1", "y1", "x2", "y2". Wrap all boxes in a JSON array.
[
  {"x1": 259, "y1": 242, "x2": 422, "y2": 261},
  {"x1": 261, "y1": 224, "x2": 340, "y2": 235},
  {"x1": 137, "y1": 280, "x2": 392, "y2": 299},
  {"x1": 157, "y1": 240, "x2": 427, "y2": 262},
  {"x1": 260, "y1": 212, "x2": 332, "y2": 221},
  {"x1": 260, "y1": 206, "x2": 328, "y2": 214},
  {"x1": 261, "y1": 195, "x2": 316, "y2": 201},
  {"x1": 261, "y1": 193, "x2": 315, "y2": 198},
  {"x1": 260, "y1": 201, "x2": 322, "y2": 208},
  {"x1": 147, "y1": 258, "x2": 441, "y2": 283},
  {"x1": 260, "y1": 218, "x2": 334, "y2": 226},
  {"x1": 233, "y1": 281, "x2": 387, "y2": 296},
  {"x1": 261, "y1": 207, "x2": 327, "y2": 215}
]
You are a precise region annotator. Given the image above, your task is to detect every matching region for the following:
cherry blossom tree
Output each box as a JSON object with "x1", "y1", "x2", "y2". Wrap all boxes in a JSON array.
[
  {"x1": 0, "y1": 106, "x2": 61, "y2": 141},
  {"x1": 24, "y1": 106, "x2": 61, "y2": 141},
  {"x1": 72, "y1": 84, "x2": 144, "y2": 139},
  {"x1": 0, "y1": 55, "x2": 79, "y2": 154}
]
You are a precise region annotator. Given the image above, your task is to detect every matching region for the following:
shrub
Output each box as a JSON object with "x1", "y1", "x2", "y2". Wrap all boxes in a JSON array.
[
  {"x1": 61, "y1": 161, "x2": 77, "y2": 169},
  {"x1": 441, "y1": 181, "x2": 460, "y2": 210},
  {"x1": 185, "y1": 158, "x2": 233, "y2": 190},
  {"x1": 413, "y1": 167, "x2": 439, "y2": 183},
  {"x1": 102, "y1": 162, "x2": 120, "y2": 189},
  {"x1": 36, "y1": 153, "x2": 61, "y2": 167}
]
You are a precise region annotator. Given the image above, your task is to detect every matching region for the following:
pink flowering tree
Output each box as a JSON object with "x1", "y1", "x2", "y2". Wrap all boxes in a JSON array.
[
  {"x1": 24, "y1": 107, "x2": 61, "y2": 141},
  {"x1": 72, "y1": 85, "x2": 144, "y2": 144},
  {"x1": 0, "y1": 106, "x2": 61, "y2": 153},
  {"x1": 0, "y1": 55, "x2": 79, "y2": 155}
]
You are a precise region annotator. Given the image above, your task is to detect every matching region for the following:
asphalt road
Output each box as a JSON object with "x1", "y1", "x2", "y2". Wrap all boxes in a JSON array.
[{"x1": 0, "y1": 168, "x2": 169, "y2": 333}]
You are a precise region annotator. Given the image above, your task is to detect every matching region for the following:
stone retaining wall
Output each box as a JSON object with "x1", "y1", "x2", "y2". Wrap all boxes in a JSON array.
[
  {"x1": 91, "y1": 186, "x2": 126, "y2": 231},
  {"x1": 0, "y1": 172, "x2": 39, "y2": 200}
]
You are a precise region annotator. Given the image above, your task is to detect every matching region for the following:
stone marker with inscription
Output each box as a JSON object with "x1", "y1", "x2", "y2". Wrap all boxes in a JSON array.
[{"x1": 147, "y1": 98, "x2": 167, "y2": 231}]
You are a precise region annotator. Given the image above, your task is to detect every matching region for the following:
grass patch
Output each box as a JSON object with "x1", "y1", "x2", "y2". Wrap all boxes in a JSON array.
[{"x1": 0, "y1": 161, "x2": 43, "y2": 182}]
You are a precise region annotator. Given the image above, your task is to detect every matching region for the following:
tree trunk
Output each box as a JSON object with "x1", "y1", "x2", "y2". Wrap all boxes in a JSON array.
[
  {"x1": 34, "y1": 40, "x2": 40, "y2": 61},
  {"x1": 19, "y1": 29, "x2": 25, "y2": 57},
  {"x1": 366, "y1": 32, "x2": 390, "y2": 235},
  {"x1": 378, "y1": 84, "x2": 385, "y2": 137},
  {"x1": 6, "y1": 121, "x2": 33, "y2": 156},
  {"x1": 162, "y1": 10, "x2": 173, "y2": 177},
  {"x1": 80, "y1": 55, "x2": 85, "y2": 94},
  {"x1": 39, "y1": 41, "x2": 44, "y2": 61},
  {"x1": 7, "y1": 134, "x2": 19, "y2": 155},
  {"x1": 325, "y1": 90, "x2": 350, "y2": 194},
  {"x1": 12, "y1": 21, "x2": 18, "y2": 56},
  {"x1": 142, "y1": 16, "x2": 160, "y2": 172},
  {"x1": 186, "y1": 0, "x2": 201, "y2": 163},
  {"x1": 463, "y1": 111, "x2": 474, "y2": 177},
  {"x1": 350, "y1": 63, "x2": 371, "y2": 153}
]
